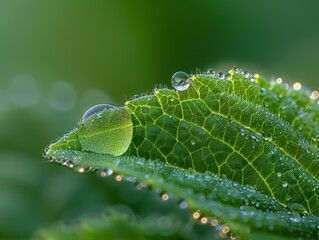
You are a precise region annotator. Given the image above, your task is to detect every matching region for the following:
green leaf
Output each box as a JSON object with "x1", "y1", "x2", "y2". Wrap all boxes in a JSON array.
[
  {"x1": 43, "y1": 68, "x2": 319, "y2": 239},
  {"x1": 33, "y1": 207, "x2": 195, "y2": 240}
]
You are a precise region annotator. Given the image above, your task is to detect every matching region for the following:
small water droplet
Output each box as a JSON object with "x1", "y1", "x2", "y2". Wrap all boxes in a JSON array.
[
  {"x1": 282, "y1": 181, "x2": 288, "y2": 188},
  {"x1": 277, "y1": 172, "x2": 282, "y2": 177},
  {"x1": 81, "y1": 104, "x2": 114, "y2": 121},
  {"x1": 67, "y1": 161, "x2": 74, "y2": 168},
  {"x1": 225, "y1": 73, "x2": 232, "y2": 80},
  {"x1": 200, "y1": 217, "x2": 208, "y2": 224},
  {"x1": 251, "y1": 135, "x2": 257, "y2": 141},
  {"x1": 178, "y1": 200, "x2": 188, "y2": 209},
  {"x1": 241, "y1": 70, "x2": 250, "y2": 79},
  {"x1": 233, "y1": 66, "x2": 240, "y2": 74},
  {"x1": 310, "y1": 90, "x2": 319, "y2": 99},
  {"x1": 191, "y1": 139, "x2": 196, "y2": 146},
  {"x1": 115, "y1": 174, "x2": 124, "y2": 182},
  {"x1": 293, "y1": 82, "x2": 301, "y2": 90},
  {"x1": 161, "y1": 192, "x2": 170, "y2": 201},
  {"x1": 192, "y1": 211, "x2": 200, "y2": 219},
  {"x1": 171, "y1": 71, "x2": 191, "y2": 91},
  {"x1": 136, "y1": 181, "x2": 149, "y2": 190},
  {"x1": 265, "y1": 136, "x2": 273, "y2": 141},
  {"x1": 217, "y1": 72, "x2": 225, "y2": 80},
  {"x1": 275, "y1": 77, "x2": 283, "y2": 84},
  {"x1": 74, "y1": 166, "x2": 88, "y2": 173},
  {"x1": 207, "y1": 68, "x2": 216, "y2": 76},
  {"x1": 100, "y1": 168, "x2": 114, "y2": 177}
]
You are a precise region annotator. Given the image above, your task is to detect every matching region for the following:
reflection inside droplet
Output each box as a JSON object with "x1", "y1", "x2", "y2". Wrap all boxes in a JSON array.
[
  {"x1": 171, "y1": 71, "x2": 191, "y2": 91},
  {"x1": 81, "y1": 104, "x2": 115, "y2": 121},
  {"x1": 8, "y1": 74, "x2": 39, "y2": 107},
  {"x1": 48, "y1": 81, "x2": 76, "y2": 111}
]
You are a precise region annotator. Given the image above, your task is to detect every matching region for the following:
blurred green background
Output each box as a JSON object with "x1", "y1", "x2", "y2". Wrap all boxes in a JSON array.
[{"x1": 1, "y1": 0, "x2": 319, "y2": 239}]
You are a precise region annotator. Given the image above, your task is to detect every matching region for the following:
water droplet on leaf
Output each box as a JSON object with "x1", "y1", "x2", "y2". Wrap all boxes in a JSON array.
[
  {"x1": 241, "y1": 70, "x2": 250, "y2": 79},
  {"x1": 81, "y1": 104, "x2": 115, "y2": 121},
  {"x1": 282, "y1": 181, "x2": 288, "y2": 188},
  {"x1": 100, "y1": 168, "x2": 114, "y2": 177},
  {"x1": 171, "y1": 71, "x2": 191, "y2": 91},
  {"x1": 78, "y1": 106, "x2": 133, "y2": 156},
  {"x1": 178, "y1": 200, "x2": 188, "y2": 209},
  {"x1": 217, "y1": 72, "x2": 225, "y2": 80},
  {"x1": 207, "y1": 68, "x2": 216, "y2": 76}
]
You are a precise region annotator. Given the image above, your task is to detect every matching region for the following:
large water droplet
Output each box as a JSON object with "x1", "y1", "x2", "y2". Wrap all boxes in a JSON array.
[
  {"x1": 81, "y1": 104, "x2": 114, "y2": 121},
  {"x1": 171, "y1": 71, "x2": 191, "y2": 91},
  {"x1": 78, "y1": 106, "x2": 133, "y2": 156}
]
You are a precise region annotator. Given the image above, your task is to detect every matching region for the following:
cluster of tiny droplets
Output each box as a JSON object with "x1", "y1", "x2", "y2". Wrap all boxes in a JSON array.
[
  {"x1": 188, "y1": 66, "x2": 319, "y2": 106},
  {"x1": 47, "y1": 156, "x2": 92, "y2": 173},
  {"x1": 155, "y1": 190, "x2": 235, "y2": 239},
  {"x1": 192, "y1": 210, "x2": 235, "y2": 239},
  {"x1": 202, "y1": 66, "x2": 258, "y2": 83},
  {"x1": 99, "y1": 168, "x2": 152, "y2": 191},
  {"x1": 172, "y1": 66, "x2": 261, "y2": 91}
]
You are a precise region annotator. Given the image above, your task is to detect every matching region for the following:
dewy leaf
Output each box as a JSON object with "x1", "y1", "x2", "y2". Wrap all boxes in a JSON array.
[{"x1": 44, "y1": 67, "x2": 319, "y2": 239}]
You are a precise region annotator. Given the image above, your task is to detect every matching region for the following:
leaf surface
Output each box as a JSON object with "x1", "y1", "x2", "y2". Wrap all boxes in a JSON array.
[{"x1": 44, "y1": 69, "x2": 319, "y2": 239}]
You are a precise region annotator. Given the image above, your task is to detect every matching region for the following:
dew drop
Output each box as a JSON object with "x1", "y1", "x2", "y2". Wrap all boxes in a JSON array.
[
  {"x1": 293, "y1": 82, "x2": 301, "y2": 90},
  {"x1": 265, "y1": 136, "x2": 273, "y2": 141},
  {"x1": 241, "y1": 70, "x2": 250, "y2": 79},
  {"x1": 115, "y1": 174, "x2": 124, "y2": 182},
  {"x1": 310, "y1": 90, "x2": 319, "y2": 100},
  {"x1": 225, "y1": 73, "x2": 232, "y2": 80},
  {"x1": 282, "y1": 181, "x2": 288, "y2": 188},
  {"x1": 192, "y1": 211, "x2": 200, "y2": 219},
  {"x1": 178, "y1": 200, "x2": 188, "y2": 209},
  {"x1": 171, "y1": 71, "x2": 191, "y2": 91},
  {"x1": 211, "y1": 219, "x2": 219, "y2": 227},
  {"x1": 161, "y1": 192, "x2": 170, "y2": 201},
  {"x1": 74, "y1": 165, "x2": 88, "y2": 173},
  {"x1": 217, "y1": 72, "x2": 225, "y2": 80},
  {"x1": 81, "y1": 104, "x2": 114, "y2": 121},
  {"x1": 67, "y1": 161, "x2": 74, "y2": 168},
  {"x1": 200, "y1": 217, "x2": 208, "y2": 224},
  {"x1": 100, "y1": 168, "x2": 114, "y2": 177},
  {"x1": 233, "y1": 66, "x2": 240, "y2": 74},
  {"x1": 277, "y1": 172, "x2": 282, "y2": 178},
  {"x1": 275, "y1": 77, "x2": 283, "y2": 84},
  {"x1": 191, "y1": 139, "x2": 196, "y2": 146},
  {"x1": 136, "y1": 181, "x2": 149, "y2": 190},
  {"x1": 207, "y1": 68, "x2": 216, "y2": 76}
]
